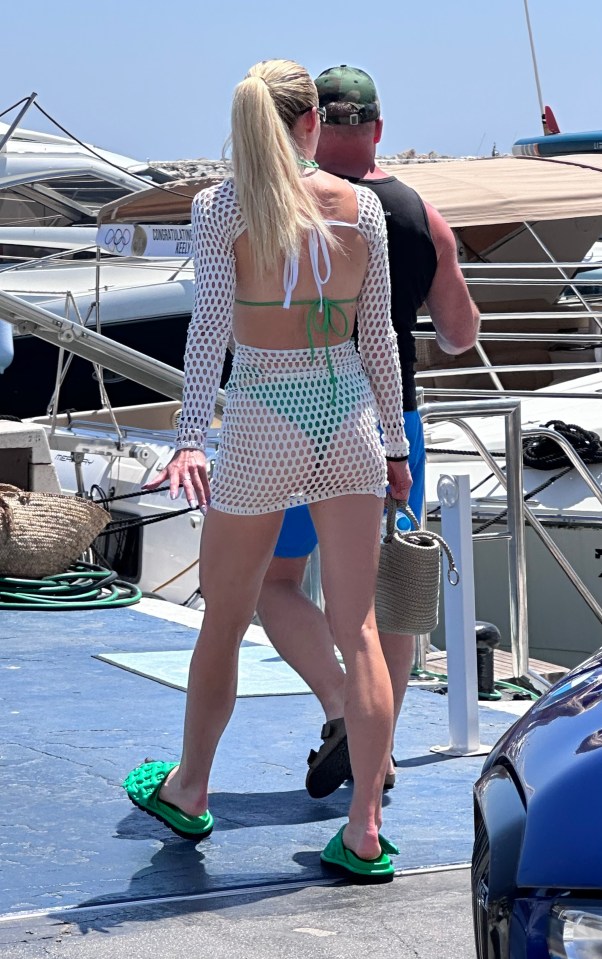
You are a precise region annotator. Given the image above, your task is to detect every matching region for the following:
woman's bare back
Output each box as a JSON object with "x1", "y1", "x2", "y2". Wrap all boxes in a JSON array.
[{"x1": 233, "y1": 170, "x2": 369, "y2": 351}]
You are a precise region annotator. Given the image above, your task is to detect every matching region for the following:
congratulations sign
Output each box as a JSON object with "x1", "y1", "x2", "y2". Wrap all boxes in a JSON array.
[{"x1": 97, "y1": 224, "x2": 193, "y2": 258}]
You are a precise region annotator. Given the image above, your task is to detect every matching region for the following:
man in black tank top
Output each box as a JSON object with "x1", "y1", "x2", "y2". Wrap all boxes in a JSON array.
[
  {"x1": 257, "y1": 66, "x2": 480, "y2": 797},
  {"x1": 335, "y1": 174, "x2": 437, "y2": 413}
]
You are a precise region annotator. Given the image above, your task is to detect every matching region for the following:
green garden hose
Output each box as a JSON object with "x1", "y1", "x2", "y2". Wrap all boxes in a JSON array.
[
  {"x1": 0, "y1": 561, "x2": 142, "y2": 610},
  {"x1": 411, "y1": 665, "x2": 539, "y2": 701}
]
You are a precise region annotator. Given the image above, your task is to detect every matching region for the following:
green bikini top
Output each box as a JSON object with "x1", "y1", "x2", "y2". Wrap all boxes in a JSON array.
[
  {"x1": 234, "y1": 295, "x2": 356, "y2": 404},
  {"x1": 235, "y1": 217, "x2": 363, "y2": 404}
]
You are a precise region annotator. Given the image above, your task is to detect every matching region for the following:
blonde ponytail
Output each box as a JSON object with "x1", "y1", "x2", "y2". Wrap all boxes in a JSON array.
[{"x1": 231, "y1": 60, "x2": 335, "y2": 276}]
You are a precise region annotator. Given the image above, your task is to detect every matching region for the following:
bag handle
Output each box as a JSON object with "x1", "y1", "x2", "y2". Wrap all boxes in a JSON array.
[
  {"x1": 0, "y1": 485, "x2": 19, "y2": 535},
  {"x1": 385, "y1": 494, "x2": 421, "y2": 535},
  {"x1": 385, "y1": 495, "x2": 460, "y2": 585}
]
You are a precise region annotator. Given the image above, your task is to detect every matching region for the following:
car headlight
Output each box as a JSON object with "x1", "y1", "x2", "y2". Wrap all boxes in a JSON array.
[{"x1": 548, "y1": 904, "x2": 602, "y2": 958}]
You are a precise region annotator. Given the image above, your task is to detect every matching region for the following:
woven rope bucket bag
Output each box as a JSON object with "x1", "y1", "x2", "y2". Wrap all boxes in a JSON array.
[
  {"x1": 375, "y1": 495, "x2": 459, "y2": 635},
  {"x1": 0, "y1": 484, "x2": 109, "y2": 579}
]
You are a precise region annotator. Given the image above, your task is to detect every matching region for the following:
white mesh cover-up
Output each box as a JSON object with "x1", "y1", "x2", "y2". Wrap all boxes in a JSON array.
[{"x1": 176, "y1": 178, "x2": 408, "y2": 516}]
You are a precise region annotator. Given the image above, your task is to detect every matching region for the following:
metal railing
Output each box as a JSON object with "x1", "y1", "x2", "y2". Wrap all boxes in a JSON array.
[
  {"x1": 419, "y1": 397, "x2": 602, "y2": 690},
  {"x1": 415, "y1": 251, "x2": 602, "y2": 392},
  {"x1": 419, "y1": 399, "x2": 534, "y2": 686}
]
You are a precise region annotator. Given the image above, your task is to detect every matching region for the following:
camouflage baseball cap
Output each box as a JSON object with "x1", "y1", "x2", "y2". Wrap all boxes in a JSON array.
[{"x1": 314, "y1": 65, "x2": 380, "y2": 125}]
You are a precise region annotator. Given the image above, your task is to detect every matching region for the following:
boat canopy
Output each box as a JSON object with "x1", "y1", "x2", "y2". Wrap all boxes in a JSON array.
[
  {"x1": 98, "y1": 176, "x2": 221, "y2": 225},
  {"x1": 387, "y1": 154, "x2": 602, "y2": 227},
  {"x1": 97, "y1": 154, "x2": 602, "y2": 230}
]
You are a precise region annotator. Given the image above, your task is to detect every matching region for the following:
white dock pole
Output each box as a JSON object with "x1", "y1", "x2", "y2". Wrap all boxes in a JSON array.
[{"x1": 431, "y1": 474, "x2": 490, "y2": 757}]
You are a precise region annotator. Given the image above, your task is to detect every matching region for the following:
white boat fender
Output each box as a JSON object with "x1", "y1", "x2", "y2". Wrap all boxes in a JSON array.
[{"x1": 0, "y1": 320, "x2": 14, "y2": 374}]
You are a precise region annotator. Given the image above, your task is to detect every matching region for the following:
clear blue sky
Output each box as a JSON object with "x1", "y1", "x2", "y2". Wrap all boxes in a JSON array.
[{"x1": 4, "y1": 1, "x2": 601, "y2": 163}]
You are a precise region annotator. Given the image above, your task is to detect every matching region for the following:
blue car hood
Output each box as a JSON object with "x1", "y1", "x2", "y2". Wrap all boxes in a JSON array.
[{"x1": 483, "y1": 650, "x2": 602, "y2": 889}]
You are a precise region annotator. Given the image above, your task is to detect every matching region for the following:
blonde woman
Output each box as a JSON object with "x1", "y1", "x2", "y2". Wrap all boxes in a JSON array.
[{"x1": 123, "y1": 59, "x2": 411, "y2": 881}]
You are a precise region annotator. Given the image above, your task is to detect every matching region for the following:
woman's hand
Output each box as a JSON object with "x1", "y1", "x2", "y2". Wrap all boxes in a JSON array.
[
  {"x1": 387, "y1": 459, "x2": 413, "y2": 504},
  {"x1": 143, "y1": 448, "x2": 210, "y2": 510}
]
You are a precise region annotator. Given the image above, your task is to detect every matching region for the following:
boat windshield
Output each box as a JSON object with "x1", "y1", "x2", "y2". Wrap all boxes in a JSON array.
[{"x1": 0, "y1": 174, "x2": 136, "y2": 228}]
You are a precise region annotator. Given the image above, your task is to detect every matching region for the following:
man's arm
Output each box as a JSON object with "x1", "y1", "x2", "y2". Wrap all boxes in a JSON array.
[{"x1": 424, "y1": 203, "x2": 480, "y2": 355}]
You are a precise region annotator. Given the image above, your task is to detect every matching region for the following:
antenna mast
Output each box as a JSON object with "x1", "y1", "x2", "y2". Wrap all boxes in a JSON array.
[{"x1": 523, "y1": 0, "x2": 550, "y2": 134}]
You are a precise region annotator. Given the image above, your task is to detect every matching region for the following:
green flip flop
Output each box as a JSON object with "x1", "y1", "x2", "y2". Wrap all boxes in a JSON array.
[
  {"x1": 378, "y1": 834, "x2": 400, "y2": 856},
  {"x1": 123, "y1": 760, "x2": 214, "y2": 841},
  {"x1": 320, "y1": 826, "x2": 396, "y2": 882}
]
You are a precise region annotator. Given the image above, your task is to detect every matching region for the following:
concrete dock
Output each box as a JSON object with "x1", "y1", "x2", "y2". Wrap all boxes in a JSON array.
[{"x1": 1, "y1": 599, "x2": 527, "y2": 956}]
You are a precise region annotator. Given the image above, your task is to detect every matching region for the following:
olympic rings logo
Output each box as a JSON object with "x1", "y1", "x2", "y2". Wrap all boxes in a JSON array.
[{"x1": 103, "y1": 228, "x2": 131, "y2": 253}]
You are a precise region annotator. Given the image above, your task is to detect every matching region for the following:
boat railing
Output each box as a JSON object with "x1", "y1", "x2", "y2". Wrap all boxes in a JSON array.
[
  {"x1": 460, "y1": 262, "x2": 602, "y2": 271},
  {"x1": 419, "y1": 396, "x2": 602, "y2": 690},
  {"x1": 415, "y1": 287, "x2": 602, "y2": 391},
  {"x1": 0, "y1": 245, "x2": 193, "y2": 275},
  {"x1": 0, "y1": 245, "x2": 97, "y2": 270},
  {"x1": 419, "y1": 399, "x2": 532, "y2": 686}
]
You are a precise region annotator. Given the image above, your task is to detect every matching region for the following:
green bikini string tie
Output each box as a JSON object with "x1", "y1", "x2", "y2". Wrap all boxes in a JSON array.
[
  {"x1": 234, "y1": 295, "x2": 355, "y2": 406},
  {"x1": 306, "y1": 298, "x2": 350, "y2": 405}
]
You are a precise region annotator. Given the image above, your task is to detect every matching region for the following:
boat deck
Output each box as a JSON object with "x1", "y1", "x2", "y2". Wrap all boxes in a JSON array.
[
  {"x1": 1, "y1": 599, "x2": 530, "y2": 953},
  {"x1": 426, "y1": 647, "x2": 567, "y2": 685}
]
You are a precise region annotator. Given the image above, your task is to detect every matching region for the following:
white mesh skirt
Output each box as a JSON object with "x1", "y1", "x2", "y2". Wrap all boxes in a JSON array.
[{"x1": 210, "y1": 339, "x2": 387, "y2": 515}]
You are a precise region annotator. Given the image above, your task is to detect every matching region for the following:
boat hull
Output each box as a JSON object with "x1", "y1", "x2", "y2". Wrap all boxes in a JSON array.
[
  {"x1": 429, "y1": 518, "x2": 602, "y2": 670},
  {"x1": 1, "y1": 314, "x2": 232, "y2": 418}
]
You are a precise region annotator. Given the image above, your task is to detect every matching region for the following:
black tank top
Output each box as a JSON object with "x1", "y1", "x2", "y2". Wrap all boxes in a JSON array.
[{"x1": 341, "y1": 175, "x2": 437, "y2": 411}]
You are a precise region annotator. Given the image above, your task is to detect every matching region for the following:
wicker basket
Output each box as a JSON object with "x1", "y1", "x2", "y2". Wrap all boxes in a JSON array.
[
  {"x1": 375, "y1": 496, "x2": 459, "y2": 635},
  {"x1": 0, "y1": 484, "x2": 109, "y2": 578}
]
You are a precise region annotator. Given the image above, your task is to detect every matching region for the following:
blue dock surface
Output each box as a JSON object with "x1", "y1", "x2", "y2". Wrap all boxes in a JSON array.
[{"x1": 1, "y1": 604, "x2": 520, "y2": 919}]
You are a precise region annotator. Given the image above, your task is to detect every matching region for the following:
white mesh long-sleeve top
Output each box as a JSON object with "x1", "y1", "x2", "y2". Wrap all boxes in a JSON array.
[{"x1": 176, "y1": 178, "x2": 408, "y2": 466}]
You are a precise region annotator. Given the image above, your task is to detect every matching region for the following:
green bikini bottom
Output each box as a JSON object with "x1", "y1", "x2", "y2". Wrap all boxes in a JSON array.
[{"x1": 226, "y1": 340, "x2": 368, "y2": 454}]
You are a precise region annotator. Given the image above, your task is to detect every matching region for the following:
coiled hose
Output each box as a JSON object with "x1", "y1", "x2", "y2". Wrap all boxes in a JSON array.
[
  {"x1": 0, "y1": 561, "x2": 142, "y2": 610},
  {"x1": 411, "y1": 666, "x2": 538, "y2": 701}
]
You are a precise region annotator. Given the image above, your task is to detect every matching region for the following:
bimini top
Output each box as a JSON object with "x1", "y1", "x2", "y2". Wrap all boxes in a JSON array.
[
  {"x1": 97, "y1": 175, "x2": 223, "y2": 225},
  {"x1": 96, "y1": 153, "x2": 602, "y2": 230},
  {"x1": 384, "y1": 153, "x2": 602, "y2": 227}
]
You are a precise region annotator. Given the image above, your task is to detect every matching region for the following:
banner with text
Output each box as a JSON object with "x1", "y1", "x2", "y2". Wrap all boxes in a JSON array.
[{"x1": 97, "y1": 224, "x2": 193, "y2": 258}]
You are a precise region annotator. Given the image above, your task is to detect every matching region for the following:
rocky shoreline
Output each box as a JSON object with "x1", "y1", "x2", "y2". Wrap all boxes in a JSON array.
[{"x1": 150, "y1": 149, "x2": 463, "y2": 181}]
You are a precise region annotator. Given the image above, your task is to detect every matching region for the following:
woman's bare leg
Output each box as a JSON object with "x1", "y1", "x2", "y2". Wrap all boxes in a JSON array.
[
  {"x1": 256, "y1": 555, "x2": 346, "y2": 720},
  {"x1": 380, "y1": 632, "x2": 415, "y2": 764},
  {"x1": 159, "y1": 507, "x2": 284, "y2": 815},
  {"x1": 309, "y1": 494, "x2": 393, "y2": 861}
]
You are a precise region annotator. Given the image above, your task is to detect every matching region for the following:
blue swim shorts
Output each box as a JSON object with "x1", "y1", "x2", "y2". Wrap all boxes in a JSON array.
[
  {"x1": 273, "y1": 410, "x2": 426, "y2": 557},
  {"x1": 273, "y1": 503, "x2": 319, "y2": 559}
]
